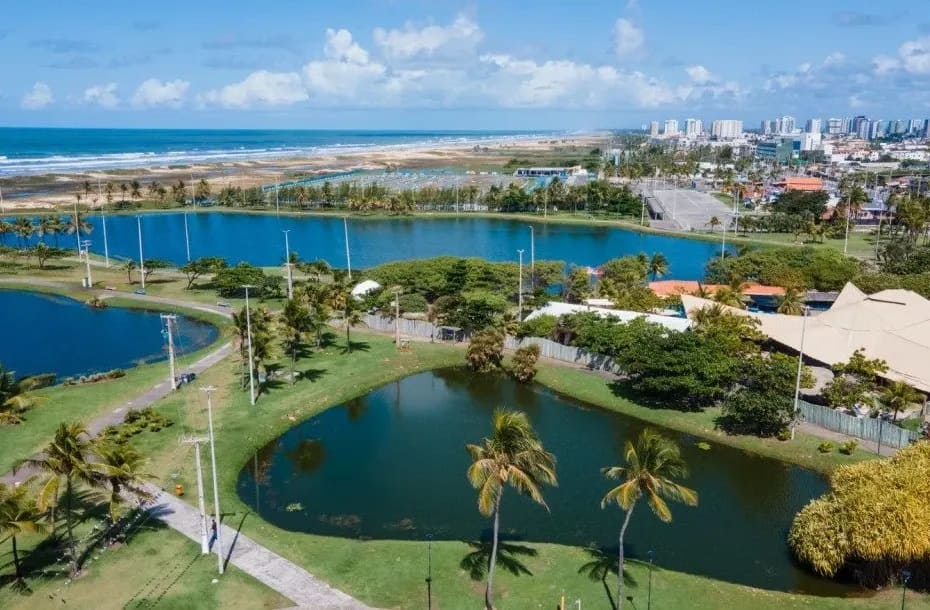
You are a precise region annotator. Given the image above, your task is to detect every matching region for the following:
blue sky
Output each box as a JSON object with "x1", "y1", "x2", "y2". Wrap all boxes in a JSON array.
[{"x1": 5, "y1": 0, "x2": 930, "y2": 129}]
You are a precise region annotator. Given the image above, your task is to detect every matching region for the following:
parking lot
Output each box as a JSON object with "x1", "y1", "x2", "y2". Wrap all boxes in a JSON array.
[{"x1": 649, "y1": 188, "x2": 734, "y2": 231}]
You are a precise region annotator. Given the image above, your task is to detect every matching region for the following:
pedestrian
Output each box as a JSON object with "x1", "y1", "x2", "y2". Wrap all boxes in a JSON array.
[{"x1": 210, "y1": 518, "x2": 218, "y2": 550}]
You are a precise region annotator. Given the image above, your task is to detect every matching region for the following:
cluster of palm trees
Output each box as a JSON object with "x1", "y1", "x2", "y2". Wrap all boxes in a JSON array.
[
  {"x1": 230, "y1": 264, "x2": 362, "y2": 396},
  {"x1": 3, "y1": 422, "x2": 149, "y2": 583},
  {"x1": 0, "y1": 214, "x2": 92, "y2": 250},
  {"x1": 0, "y1": 362, "x2": 52, "y2": 425},
  {"x1": 73, "y1": 178, "x2": 211, "y2": 208},
  {"x1": 467, "y1": 410, "x2": 697, "y2": 610}
]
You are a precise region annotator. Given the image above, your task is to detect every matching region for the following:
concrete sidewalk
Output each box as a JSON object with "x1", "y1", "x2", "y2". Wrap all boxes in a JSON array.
[{"x1": 148, "y1": 486, "x2": 372, "y2": 610}]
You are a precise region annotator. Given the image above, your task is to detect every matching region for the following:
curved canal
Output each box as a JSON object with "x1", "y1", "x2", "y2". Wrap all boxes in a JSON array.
[
  {"x1": 0, "y1": 290, "x2": 218, "y2": 379},
  {"x1": 237, "y1": 368, "x2": 839, "y2": 594}
]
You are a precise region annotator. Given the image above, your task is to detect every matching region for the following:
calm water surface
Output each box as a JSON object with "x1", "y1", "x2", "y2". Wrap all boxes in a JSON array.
[
  {"x1": 237, "y1": 368, "x2": 838, "y2": 594},
  {"x1": 0, "y1": 290, "x2": 218, "y2": 378},
  {"x1": 14, "y1": 212, "x2": 722, "y2": 279}
]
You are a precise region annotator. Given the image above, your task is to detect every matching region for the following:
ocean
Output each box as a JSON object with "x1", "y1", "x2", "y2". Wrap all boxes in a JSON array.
[{"x1": 0, "y1": 128, "x2": 555, "y2": 177}]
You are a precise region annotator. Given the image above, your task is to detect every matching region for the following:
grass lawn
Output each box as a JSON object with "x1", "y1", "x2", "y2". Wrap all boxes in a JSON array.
[{"x1": 122, "y1": 331, "x2": 919, "y2": 610}]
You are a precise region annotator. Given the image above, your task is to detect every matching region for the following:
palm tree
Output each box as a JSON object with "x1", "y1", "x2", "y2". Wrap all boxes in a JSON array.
[
  {"x1": 647, "y1": 253, "x2": 669, "y2": 282},
  {"x1": 94, "y1": 443, "x2": 153, "y2": 522},
  {"x1": 706, "y1": 216, "x2": 721, "y2": 232},
  {"x1": 12, "y1": 217, "x2": 34, "y2": 248},
  {"x1": 881, "y1": 381, "x2": 923, "y2": 422},
  {"x1": 104, "y1": 182, "x2": 114, "y2": 206},
  {"x1": 123, "y1": 259, "x2": 136, "y2": 284},
  {"x1": 0, "y1": 362, "x2": 49, "y2": 424},
  {"x1": 712, "y1": 284, "x2": 745, "y2": 309},
  {"x1": 776, "y1": 288, "x2": 805, "y2": 315},
  {"x1": 130, "y1": 180, "x2": 142, "y2": 201},
  {"x1": 466, "y1": 409, "x2": 557, "y2": 610},
  {"x1": 281, "y1": 296, "x2": 312, "y2": 382},
  {"x1": 16, "y1": 422, "x2": 107, "y2": 576},
  {"x1": 119, "y1": 183, "x2": 129, "y2": 203},
  {"x1": 0, "y1": 481, "x2": 44, "y2": 583},
  {"x1": 601, "y1": 429, "x2": 698, "y2": 609}
]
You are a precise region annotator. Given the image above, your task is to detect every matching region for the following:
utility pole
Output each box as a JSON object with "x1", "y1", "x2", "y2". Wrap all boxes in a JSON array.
[
  {"x1": 201, "y1": 386, "x2": 224, "y2": 575},
  {"x1": 527, "y1": 225, "x2": 535, "y2": 289},
  {"x1": 517, "y1": 249, "x2": 525, "y2": 322},
  {"x1": 721, "y1": 216, "x2": 727, "y2": 258},
  {"x1": 791, "y1": 306, "x2": 810, "y2": 440},
  {"x1": 343, "y1": 217, "x2": 352, "y2": 280},
  {"x1": 275, "y1": 179, "x2": 280, "y2": 215},
  {"x1": 73, "y1": 198, "x2": 82, "y2": 255},
  {"x1": 98, "y1": 179, "x2": 109, "y2": 268},
  {"x1": 282, "y1": 229, "x2": 293, "y2": 299},
  {"x1": 181, "y1": 435, "x2": 210, "y2": 554},
  {"x1": 184, "y1": 213, "x2": 191, "y2": 262},
  {"x1": 242, "y1": 285, "x2": 256, "y2": 406},
  {"x1": 843, "y1": 181, "x2": 853, "y2": 256},
  {"x1": 137, "y1": 216, "x2": 146, "y2": 290},
  {"x1": 81, "y1": 240, "x2": 93, "y2": 288},
  {"x1": 161, "y1": 313, "x2": 178, "y2": 390},
  {"x1": 394, "y1": 288, "x2": 401, "y2": 347}
]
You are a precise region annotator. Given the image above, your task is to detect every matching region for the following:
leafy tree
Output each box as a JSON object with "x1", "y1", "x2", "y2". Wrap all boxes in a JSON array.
[
  {"x1": 789, "y1": 442, "x2": 930, "y2": 588},
  {"x1": 774, "y1": 191, "x2": 829, "y2": 216},
  {"x1": 141, "y1": 258, "x2": 171, "y2": 282},
  {"x1": 25, "y1": 243, "x2": 69, "y2": 269},
  {"x1": 601, "y1": 429, "x2": 697, "y2": 609},
  {"x1": 0, "y1": 481, "x2": 44, "y2": 583},
  {"x1": 213, "y1": 263, "x2": 266, "y2": 298},
  {"x1": 719, "y1": 353, "x2": 812, "y2": 436},
  {"x1": 466, "y1": 327, "x2": 505, "y2": 372},
  {"x1": 516, "y1": 314, "x2": 558, "y2": 339},
  {"x1": 181, "y1": 256, "x2": 228, "y2": 289},
  {"x1": 434, "y1": 291, "x2": 508, "y2": 332},
  {"x1": 1, "y1": 363, "x2": 53, "y2": 425},
  {"x1": 466, "y1": 410, "x2": 557, "y2": 610},
  {"x1": 564, "y1": 266, "x2": 591, "y2": 303},
  {"x1": 509, "y1": 344, "x2": 541, "y2": 382}
]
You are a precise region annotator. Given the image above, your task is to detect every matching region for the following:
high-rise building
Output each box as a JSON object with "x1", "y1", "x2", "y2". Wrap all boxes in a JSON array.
[
  {"x1": 684, "y1": 118, "x2": 702, "y2": 137},
  {"x1": 868, "y1": 120, "x2": 884, "y2": 140},
  {"x1": 909, "y1": 119, "x2": 923, "y2": 135},
  {"x1": 841, "y1": 117, "x2": 853, "y2": 134},
  {"x1": 826, "y1": 118, "x2": 843, "y2": 134},
  {"x1": 761, "y1": 120, "x2": 771, "y2": 135},
  {"x1": 856, "y1": 120, "x2": 869, "y2": 140},
  {"x1": 806, "y1": 118, "x2": 822, "y2": 134},
  {"x1": 711, "y1": 119, "x2": 743, "y2": 139},
  {"x1": 851, "y1": 115, "x2": 868, "y2": 136},
  {"x1": 893, "y1": 120, "x2": 907, "y2": 135},
  {"x1": 664, "y1": 119, "x2": 679, "y2": 136},
  {"x1": 779, "y1": 116, "x2": 796, "y2": 134},
  {"x1": 650, "y1": 121, "x2": 659, "y2": 137}
]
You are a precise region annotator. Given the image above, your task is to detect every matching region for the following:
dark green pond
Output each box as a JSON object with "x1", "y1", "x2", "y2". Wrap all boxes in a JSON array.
[{"x1": 237, "y1": 368, "x2": 839, "y2": 594}]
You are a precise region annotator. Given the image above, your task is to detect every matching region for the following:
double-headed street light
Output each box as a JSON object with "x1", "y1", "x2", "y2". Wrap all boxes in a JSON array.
[
  {"x1": 283, "y1": 229, "x2": 293, "y2": 300},
  {"x1": 242, "y1": 285, "x2": 257, "y2": 405}
]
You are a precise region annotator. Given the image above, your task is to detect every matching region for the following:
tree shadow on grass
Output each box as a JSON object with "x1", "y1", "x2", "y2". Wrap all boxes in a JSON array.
[
  {"x1": 577, "y1": 545, "x2": 638, "y2": 610},
  {"x1": 607, "y1": 379, "x2": 702, "y2": 413},
  {"x1": 299, "y1": 368, "x2": 328, "y2": 383},
  {"x1": 459, "y1": 539, "x2": 538, "y2": 581},
  {"x1": 342, "y1": 340, "x2": 371, "y2": 354}
]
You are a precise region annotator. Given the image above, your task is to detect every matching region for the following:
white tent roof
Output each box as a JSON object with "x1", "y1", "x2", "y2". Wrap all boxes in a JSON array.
[
  {"x1": 682, "y1": 283, "x2": 930, "y2": 392},
  {"x1": 525, "y1": 301, "x2": 691, "y2": 332},
  {"x1": 351, "y1": 280, "x2": 381, "y2": 297}
]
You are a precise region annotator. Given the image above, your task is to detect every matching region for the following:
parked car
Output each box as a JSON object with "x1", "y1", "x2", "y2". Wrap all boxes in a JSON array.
[{"x1": 175, "y1": 372, "x2": 196, "y2": 387}]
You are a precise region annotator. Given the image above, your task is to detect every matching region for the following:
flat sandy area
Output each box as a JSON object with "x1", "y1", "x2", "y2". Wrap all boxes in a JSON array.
[{"x1": 1, "y1": 134, "x2": 605, "y2": 210}]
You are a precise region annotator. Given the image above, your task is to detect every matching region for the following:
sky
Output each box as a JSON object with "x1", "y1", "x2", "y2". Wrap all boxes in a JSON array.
[{"x1": 4, "y1": 0, "x2": 930, "y2": 130}]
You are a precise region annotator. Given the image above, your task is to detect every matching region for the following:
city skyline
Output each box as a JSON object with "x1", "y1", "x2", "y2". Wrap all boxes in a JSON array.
[{"x1": 4, "y1": 0, "x2": 930, "y2": 129}]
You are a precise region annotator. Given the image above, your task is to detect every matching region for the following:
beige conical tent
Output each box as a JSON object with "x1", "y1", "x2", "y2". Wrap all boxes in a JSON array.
[{"x1": 681, "y1": 283, "x2": 930, "y2": 393}]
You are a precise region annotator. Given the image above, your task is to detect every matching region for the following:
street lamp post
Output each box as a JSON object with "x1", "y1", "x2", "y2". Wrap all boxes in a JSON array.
[
  {"x1": 81, "y1": 240, "x2": 93, "y2": 288},
  {"x1": 647, "y1": 550, "x2": 655, "y2": 610},
  {"x1": 183, "y1": 213, "x2": 191, "y2": 262},
  {"x1": 527, "y1": 225, "x2": 535, "y2": 289},
  {"x1": 242, "y1": 285, "x2": 256, "y2": 406},
  {"x1": 201, "y1": 386, "x2": 224, "y2": 575},
  {"x1": 343, "y1": 217, "x2": 352, "y2": 280},
  {"x1": 136, "y1": 216, "x2": 146, "y2": 291},
  {"x1": 101, "y1": 207, "x2": 110, "y2": 268},
  {"x1": 72, "y1": 198, "x2": 82, "y2": 255},
  {"x1": 180, "y1": 436, "x2": 210, "y2": 554},
  {"x1": 425, "y1": 533, "x2": 433, "y2": 610},
  {"x1": 791, "y1": 306, "x2": 811, "y2": 440},
  {"x1": 901, "y1": 569, "x2": 911, "y2": 610},
  {"x1": 282, "y1": 229, "x2": 293, "y2": 300},
  {"x1": 161, "y1": 313, "x2": 177, "y2": 390},
  {"x1": 517, "y1": 249, "x2": 525, "y2": 322}
]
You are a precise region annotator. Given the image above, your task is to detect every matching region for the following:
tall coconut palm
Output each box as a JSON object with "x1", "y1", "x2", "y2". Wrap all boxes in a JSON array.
[
  {"x1": 123, "y1": 258, "x2": 136, "y2": 284},
  {"x1": 16, "y1": 422, "x2": 107, "y2": 576},
  {"x1": 94, "y1": 443, "x2": 153, "y2": 522},
  {"x1": 881, "y1": 381, "x2": 923, "y2": 422},
  {"x1": 281, "y1": 295, "x2": 312, "y2": 382},
  {"x1": 130, "y1": 180, "x2": 142, "y2": 201},
  {"x1": 12, "y1": 217, "x2": 34, "y2": 248},
  {"x1": 647, "y1": 252, "x2": 669, "y2": 281},
  {"x1": 119, "y1": 183, "x2": 129, "y2": 203},
  {"x1": 466, "y1": 409, "x2": 557, "y2": 610},
  {"x1": 0, "y1": 481, "x2": 44, "y2": 583},
  {"x1": 601, "y1": 429, "x2": 698, "y2": 609},
  {"x1": 776, "y1": 287, "x2": 805, "y2": 315},
  {"x1": 706, "y1": 216, "x2": 721, "y2": 232}
]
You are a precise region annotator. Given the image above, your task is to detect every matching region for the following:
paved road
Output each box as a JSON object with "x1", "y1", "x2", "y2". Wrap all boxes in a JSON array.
[{"x1": 147, "y1": 485, "x2": 372, "y2": 610}]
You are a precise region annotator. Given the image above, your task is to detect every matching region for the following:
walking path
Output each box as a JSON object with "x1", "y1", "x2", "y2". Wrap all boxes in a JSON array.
[{"x1": 146, "y1": 485, "x2": 372, "y2": 610}]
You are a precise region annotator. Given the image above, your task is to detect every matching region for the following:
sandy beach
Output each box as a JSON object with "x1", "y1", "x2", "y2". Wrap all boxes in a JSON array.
[{"x1": 0, "y1": 133, "x2": 605, "y2": 210}]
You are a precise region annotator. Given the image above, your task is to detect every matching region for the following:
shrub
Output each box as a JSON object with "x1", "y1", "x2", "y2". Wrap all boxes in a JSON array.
[
  {"x1": 817, "y1": 441, "x2": 834, "y2": 453},
  {"x1": 838, "y1": 440, "x2": 858, "y2": 455},
  {"x1": 776, "y1": 428, "x2": 792, "y2": 441},
  {"x1": 516, "y1": 314, "x2": 558, "y2": 339},
  {"x1": 466, "y1": 327, "x2": 505, "y2": 372},
  {"x1": 509, "y1": 344, "x2": 541, "y2": 382},
  {"x1": 397, "y1": 292, "x2": 428, "y2": 313}
]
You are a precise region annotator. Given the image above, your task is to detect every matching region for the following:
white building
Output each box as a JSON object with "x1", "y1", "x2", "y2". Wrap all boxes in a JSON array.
[
  {"x1": 684, "y1": 118, "x2": 702, "y2": 137},
  {"x1": 664, "y1": 119, "x2": 679, "y2": 136},
  {"x1": 649, "y1": 121, "x2": 659, "y2": 137},
  {"x1": 826, "y1": 118, "x2": 843, "y2": 134},
  {"x1": 800, "y1": 132, "x2": 822, "y2": 151},
  {"x1": 711, "y1": 119, "x2": 742, "y2": 140},
  {"x1": 778, "y1": 115, "x2": 796, "y2": 134},
  {"x1": 806, "y1": 118, "x2": 822, "y2": 134}
]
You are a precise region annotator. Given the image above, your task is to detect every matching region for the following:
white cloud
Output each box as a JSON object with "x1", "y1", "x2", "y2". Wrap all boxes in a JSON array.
[
  {"x1": 21, "y1": 82, "x2": 53, "y2": 109},
  {"x1": 872, "y1": 55, "x2": 900, "y2": 75},
  {"x1": 324, "y1": 28, "x2": 369, "y2": 64},
  {"x1": 849, "y1": 94, "x2": 868, "y2": 108},
  {"x1": 373, "y1": 15, "x2": 482, "y2": 59},
  {"x1": 614, "y1": 18, "x2": 644, "y2": 59},
  {"x1": 685, "y1": 65, "x2": 714, "y2": 84},
  {"x1": 823, "y1": 52, "x2": 846, "y2": 67},
  {"x1": 83, "y1": 83, "x2": 119, "y2": 108},
  {"x1": 200, "y1": 71, "x2": 307, "y2": 108},
  {"x1": 900, "y1": 36, "x2": 930, "y2": 74},
  {"x1": 132, "y1": 78, "x2": 190, "y2": 108}
]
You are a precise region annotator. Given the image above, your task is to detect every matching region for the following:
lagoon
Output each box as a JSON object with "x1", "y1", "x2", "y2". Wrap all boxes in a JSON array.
[
  {"x1": 237, "y1": 368, "x2": 837, "y2": 594},
  {"x1": 34, "y1": 212, "x2": 722, "y2": 279},
  {"x1": 0, "y1": 290, "x2": 218, "y2": 379}
]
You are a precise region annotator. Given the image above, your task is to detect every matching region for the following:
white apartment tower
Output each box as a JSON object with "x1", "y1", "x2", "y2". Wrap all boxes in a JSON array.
[
  {"x1": 826, "y1": 118, "x2": 843, "y2": 134},
  {"x1": 778, "y1": 116, "x2": 796, "y2": 134},
  {"x1": 663, "y1": 119, "x2": 679, "y2": 136},
  {"x1": 650, "y1": 121, "x2": 659, "y2": 137},
  {"x1": 711, "y1": 119, "x2": 742, "y2": 140},
  {"x1": 684, "y1": 118, "x2": 702, "y2": 137},
  {"x1": 806, "y1": 118, "x2": 822, "y2": 134}
]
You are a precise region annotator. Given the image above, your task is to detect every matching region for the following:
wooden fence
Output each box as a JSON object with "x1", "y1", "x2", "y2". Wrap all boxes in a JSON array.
[{"x1": 798, "y1": 400, "x2": 918, "y2": 449}]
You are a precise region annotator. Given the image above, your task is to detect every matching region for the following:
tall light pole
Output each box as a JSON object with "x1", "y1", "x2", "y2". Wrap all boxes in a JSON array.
[
  {"x1": 201, "y1": 386, "x2": 224, "y2": 575},
  {"x1": 81, "y1": 240, "x2": 93, "y2": 288},
  {"x1": 72, "y1": 198, "x2": 82, "y2": 255},
  {"x1": 394, "y1": 288, "x2": 401, "y2": 347},
  {"x1": 517, "y1": 249, "x2": 525, "y2": 322},
  {"x1": 242, "y1": 285, "x2": 256, "y2": 406},
  {"x1": 181, "y1": 436, "x2": 210, "y2": 554},
  {"x1": 791, "y1": 306, "x2": 810, "y2": 440},
  {"x1": 843, "y1": 182, "x2": 853, "y2": 256},
  {"x1": 275, "y1": 179, "x2": 280, "y2": 215},
  {"x1": 721, "y1": 215, "x2": 728, "y2": 258},
  {"x1": 343, "y1": 217, "x2": 352, "y2": 280},
  {"x1": 527, "y1": 225, "x2": 535, "y2": 289},
  {"x1": 183, "y1": 213, "x2": 191, "y2": 262},
  {"x1": 282, "y1": 229, "x2": 293, "y2": 300},
  {"x1": 901, "y1": 569, "x2": 911, "y2": 610},
  {"x1": 101, "y1": 207, "x2": 110, "y2": 268},
  {"x1": 136, "y1": 216, "x2": 146, "y2": 290},
  {"x1": 161, "y1": 313, "x2": 177, "y2": 390}
]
